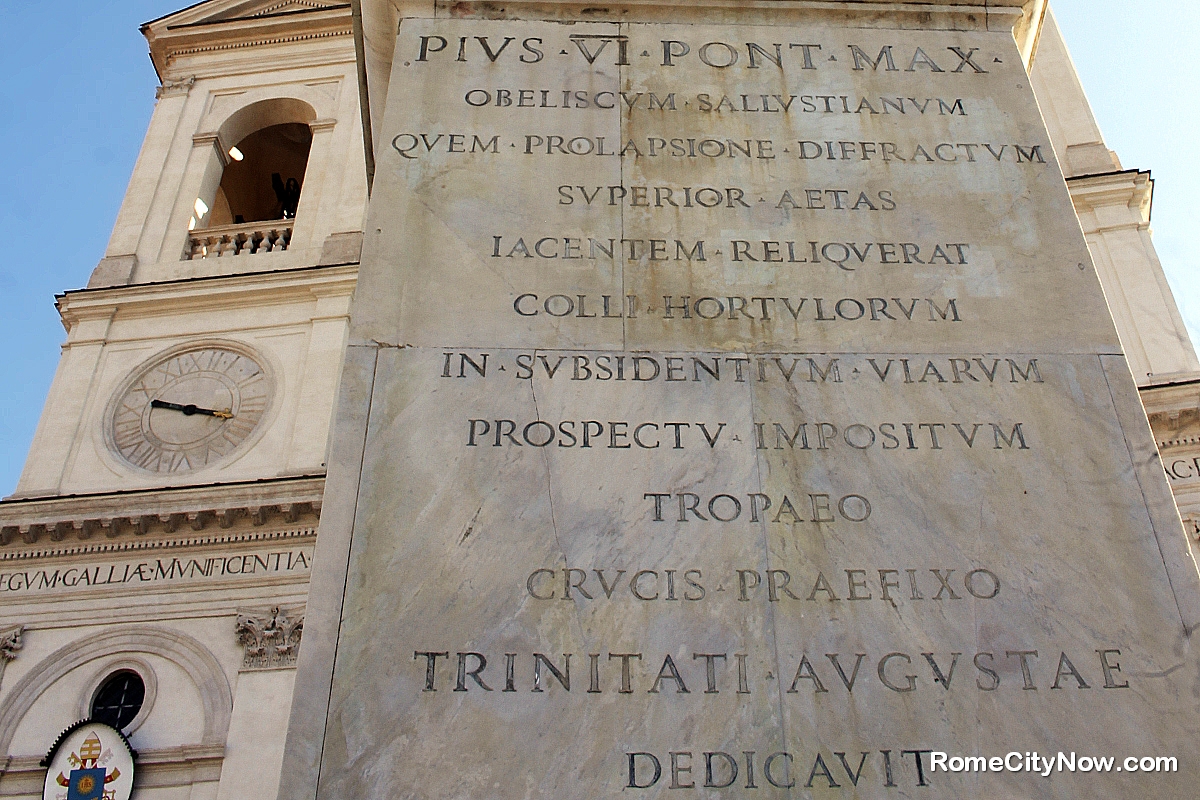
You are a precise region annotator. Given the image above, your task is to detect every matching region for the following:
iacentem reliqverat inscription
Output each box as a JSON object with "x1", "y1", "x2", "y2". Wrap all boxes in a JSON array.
[{"x1": 309, "y1": 17, "x2": 1200, "y2": 799}]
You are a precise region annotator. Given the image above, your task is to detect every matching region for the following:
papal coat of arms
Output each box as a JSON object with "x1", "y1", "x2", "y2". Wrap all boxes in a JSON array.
[{"x1": 41, "y1": 722, "x2": 135, "y2": 800}]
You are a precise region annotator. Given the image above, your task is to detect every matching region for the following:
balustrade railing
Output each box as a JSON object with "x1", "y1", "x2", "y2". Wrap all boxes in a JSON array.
[{"x1": 187, "y1": 220, "x2": 292, "y2": 260}]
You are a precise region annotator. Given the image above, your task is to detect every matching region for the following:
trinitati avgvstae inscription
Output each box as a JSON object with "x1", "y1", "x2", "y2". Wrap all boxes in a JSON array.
[{"x1": 310, "y1": 18, "x2": 1200, "y2": 798}]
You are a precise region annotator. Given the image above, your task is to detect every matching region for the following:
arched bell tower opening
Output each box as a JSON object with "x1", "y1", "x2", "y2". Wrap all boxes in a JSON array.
[
  {"x1": 209, "y1": 123, "x2": 313, "y2": 226},
  {"x1": 188, "y1": 97, "x2": 318, "y2": 258}
]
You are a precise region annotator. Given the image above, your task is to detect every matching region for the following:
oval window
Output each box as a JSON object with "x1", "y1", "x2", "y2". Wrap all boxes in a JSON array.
[{"x1": 90, "y1": 671, "x2": 145, "y2": 730}]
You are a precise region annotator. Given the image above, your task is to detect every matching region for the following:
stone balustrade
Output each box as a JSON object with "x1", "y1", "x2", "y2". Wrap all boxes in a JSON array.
[{"x1": 187, "y1": 220, "x2": 292, "y2": 259}]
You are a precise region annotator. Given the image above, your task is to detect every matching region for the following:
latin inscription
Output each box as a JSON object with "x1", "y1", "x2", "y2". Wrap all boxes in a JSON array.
[
  {"x1": 466, "y1": 419, "x2": 1029, "y2": 451},
  {"x1": 524, "y1": 566, "x2": 1001, "y2": 604},
  {"x1": 414, "y1": 35, "x2": 995, "y2": 75},
  {"x1": 440, "y1": 352, "x2": 1046, "y2": 385},
  {"x1": 313, "y1": 17, "x2": 1193, "y2": 799},
  {"x1": 493, "y1": 236, "x2": 968, "y2": 269},
  {"x1": 397, "y1": 22, "x2": 1060, "y2": 780},
  {"x1": 513, "y1": 294, "x2": 965, "y2": 322},
  {"x1": 412, "y1": 647, "x2": 1129, "y2": 695},
  {"x1": 1163, "y1": 452, "x2": 1200, "y2": 484},
  {"x1": 0, "y1": 547, "x2": 313, "y2": 595}
]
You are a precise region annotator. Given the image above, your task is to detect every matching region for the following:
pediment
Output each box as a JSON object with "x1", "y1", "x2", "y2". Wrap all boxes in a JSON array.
[
  {"x1": 148, "y1": 0, "x2": 347, "y2": 31},
  {"x1": 143, "y1": 0, "x2": 352, "y2": 77}
]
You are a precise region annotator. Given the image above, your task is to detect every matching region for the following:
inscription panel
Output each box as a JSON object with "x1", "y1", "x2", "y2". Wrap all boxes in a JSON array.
[
  {"x1": 0, "y1": 546, "x2": 313, "y2": 596},
  {"x1": 314, "y1": 17, "x2": 1200, "y2": 799}
]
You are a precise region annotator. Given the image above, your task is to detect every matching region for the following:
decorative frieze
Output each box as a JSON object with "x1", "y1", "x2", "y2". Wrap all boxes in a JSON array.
[
  {"x1": 236, "y1": 606, "x2": 304, "y2": 670},
  {"x1": 0, "y1": 526, "x2": 314, "y2": 564},
  {"x1": 0, "y1": 476, "x2": 324, "y2": 547}
]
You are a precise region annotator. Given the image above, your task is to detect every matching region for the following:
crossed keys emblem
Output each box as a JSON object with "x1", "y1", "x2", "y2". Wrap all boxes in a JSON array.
[{"x1": 54, "y1": 733, "x2": 120, "y2": 800}]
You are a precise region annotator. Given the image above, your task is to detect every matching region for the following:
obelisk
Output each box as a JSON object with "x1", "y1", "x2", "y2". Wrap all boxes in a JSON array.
[{"x1": 282, "y1": 5, "x2": 1200, "y2": 797}]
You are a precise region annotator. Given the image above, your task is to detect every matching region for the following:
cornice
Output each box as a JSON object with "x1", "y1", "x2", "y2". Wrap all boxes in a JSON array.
[
  {"x1": 0, "y1": 476, "x2": 324, "y2": 548},
  {"x1": 1066, "y1": 169, "x2": 1154, "y2": 219},
  {"x1": 1, "y1": 744, "x2": 225, "y2": 789},
  {"x1": 145, "y1": 2, "x2": 354, "y2": 77},
  {"x1": 0, "y1": 526, "x2": 316, "y2": 564},
  {"x1": 166, "y1": 3, "x2": 352, "y2": 29},
  {"x1": 167, "y1": 26, "x2": 353, "y2": 63},
  {"x1": 56, "y1": 263, "x2": 358, "y2": 326},
  {"x1": 1139, "y1": 372, "x2": 1200, "y2": 394},
  {"x1": 1141, "y1": 378, "x2": 1200, "y2": 417},
  {"x1": 424, "y1": 0, "x2": 1028, "y2": 25},
  {"x1": 159, "y1": 37, "x2": 357, "y2": 84},
  {"x1": 1140, "y1": 375, "x2": 1200, "y2": 452}
]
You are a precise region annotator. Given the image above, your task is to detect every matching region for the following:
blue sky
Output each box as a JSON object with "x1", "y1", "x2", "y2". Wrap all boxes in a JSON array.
[{"x1": 0, "y1": 1, "x2": 1196, "y2": 495}]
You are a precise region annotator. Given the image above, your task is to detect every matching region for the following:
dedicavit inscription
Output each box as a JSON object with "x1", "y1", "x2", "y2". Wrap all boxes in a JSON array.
[{"x1": 308, "y1": 17, "x2": 1200, "y2": 798}]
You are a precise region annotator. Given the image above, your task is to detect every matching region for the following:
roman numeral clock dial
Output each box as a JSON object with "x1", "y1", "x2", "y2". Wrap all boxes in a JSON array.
[{"x1": 106, "y1": 344, "x2": 274, "y2": 474}]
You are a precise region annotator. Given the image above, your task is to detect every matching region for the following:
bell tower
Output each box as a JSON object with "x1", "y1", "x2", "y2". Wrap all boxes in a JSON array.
[
  {"x1": 0, "y1": 2, "x2": 365, "y2": 798},
  {"x1": 14, "y1": 0, "x2": 365, "y2": 497}
]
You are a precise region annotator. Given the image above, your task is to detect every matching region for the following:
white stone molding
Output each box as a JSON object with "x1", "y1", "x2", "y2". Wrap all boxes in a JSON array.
[
  {"x1": 75, "y1": 656, "x2": 158, "y2": 736},
  {"x1": 0, "y1": 626, "x2": 232, "y2": 757},
  {"x1": 156, "y1": 76, "x2": 196, "y2": 99},
  {"x1": 0, "y1": 525, "x2": 314, "y2": 564},
  {"x1": 1068, "y1": 170, "x2": 1200, "y2": 383},
  {"x1": 251, "y1": 0, "x2": 342, "y2": 16},
  {"x1": 235, "y1": 606, "x2": 305, "y2": 670},
  {"x1": 56, "y1": 261, "x2": 356, "y2": 326},
  {"x1": 87, "y1": 254, "x2": 139, "y2": 289},
  {"x1": 144, "y1": 0, "x2": 353, "y2": 79},
  {"x1": 1181, "y1": 516, "x2": 1200, "y2": 541},
  {"x1": 1, "y1": 744, "x2": 224, "y2": 794},
  {"x1": 192, "y1": 131, "x2": 231, "y2": 168},
  {"x1": 0, "y1": 475, "x2": 323, "y2": 547},
  {"x1": 426, "y1": 0, "x2": 1027, "y2": 19},
  {"x1": 1067, "y1": 169, "x2": 1153, "y2": 230},
  {"x1": 207, "y1": 95, "x2": 320, "y2": 152},
  {"x1": 317, "y1": 231, "x2": 363, "y2": 266}
]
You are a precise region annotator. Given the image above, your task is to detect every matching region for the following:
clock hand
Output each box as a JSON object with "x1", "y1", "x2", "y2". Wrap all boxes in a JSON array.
[{"x1": 150, "y1": 399, "x2": 234, "y2": 419}]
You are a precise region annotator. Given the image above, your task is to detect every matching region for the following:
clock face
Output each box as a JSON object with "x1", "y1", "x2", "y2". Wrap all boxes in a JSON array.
[{"x1": 108, "y1": 344, "x2": 272, "y2": 473}]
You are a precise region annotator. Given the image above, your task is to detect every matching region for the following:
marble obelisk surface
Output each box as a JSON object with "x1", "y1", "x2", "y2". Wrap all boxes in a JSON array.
[{"x1": 297, "y1": 14, "x2": 1200, "y2": 799}]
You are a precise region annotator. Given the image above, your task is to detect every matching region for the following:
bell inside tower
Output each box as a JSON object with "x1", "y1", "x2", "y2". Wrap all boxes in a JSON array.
[{"x1": 207, "y1": 122, "x2": 312, "y2": 226}]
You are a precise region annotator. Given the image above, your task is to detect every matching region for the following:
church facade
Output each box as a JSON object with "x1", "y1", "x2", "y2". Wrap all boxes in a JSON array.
[{"x1": 0, "y1": 1, "x2": 1196, "y2": 798}]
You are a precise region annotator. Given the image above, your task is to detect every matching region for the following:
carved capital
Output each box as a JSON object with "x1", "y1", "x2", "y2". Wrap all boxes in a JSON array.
[
  {"x1": 235, "y1": 606, "x2": 304, "y2": 670},
  {"x1": 0, "y1": 627, "x2": 22, "y2": 663},
  {"x1": 156, "y1": 75, "x2": 195, "y2": 99}
]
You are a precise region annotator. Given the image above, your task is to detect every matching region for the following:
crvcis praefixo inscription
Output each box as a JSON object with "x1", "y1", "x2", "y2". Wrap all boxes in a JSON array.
[
  {"x1": 303, "y1": 16, "x2": 1200, "y2": 800},
  {"x1": 106, "y1": 342, "x2": 272, "y2": 473}
]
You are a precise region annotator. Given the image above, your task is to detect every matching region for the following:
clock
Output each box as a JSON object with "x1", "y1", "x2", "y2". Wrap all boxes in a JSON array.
[{"x1": 106, "y1": 343, "x2": 273, "y2": 473}]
